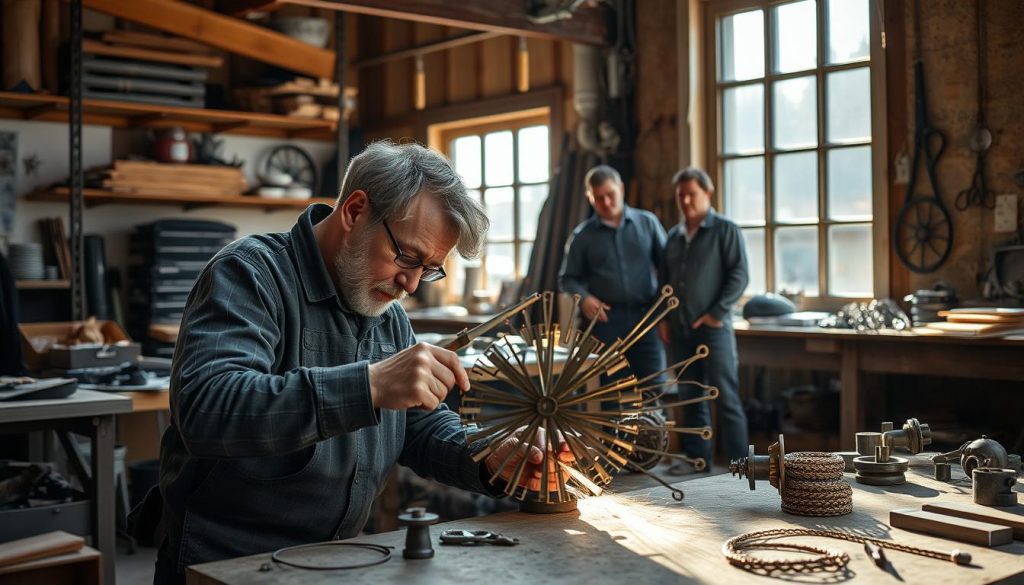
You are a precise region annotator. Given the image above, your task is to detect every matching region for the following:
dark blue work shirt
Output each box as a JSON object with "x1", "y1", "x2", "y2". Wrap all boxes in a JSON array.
[
  {"x1": 558, "y1": 205, "x2": 667, "y2": 308},
  {"x1": 659, "y1": 209, "x2": 749, "y2": 330},
  {"x1": 158, "y1": 204, "x2": 492, "y2": 573}
]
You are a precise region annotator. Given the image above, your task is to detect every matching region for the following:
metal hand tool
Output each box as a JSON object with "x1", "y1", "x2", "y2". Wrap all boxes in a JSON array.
[
  {"x1": 439, "y1": 529, "x2": 520, "y2": 546},
  {"x1": 443, "y1": 292, "x2": 541, "y2": 352}
]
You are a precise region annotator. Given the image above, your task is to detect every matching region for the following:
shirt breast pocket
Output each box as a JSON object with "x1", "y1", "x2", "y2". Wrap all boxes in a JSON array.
[
  {"x1": 301, "y1": 328, "x2": 357, "y2": 367},
  {"x1": 368, "y1": 342, "x2": 397, "y2": 362}
]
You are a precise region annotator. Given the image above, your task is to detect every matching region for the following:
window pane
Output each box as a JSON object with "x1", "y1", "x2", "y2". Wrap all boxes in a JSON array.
[
  {"x1": 452, "y1": 135, "x2": 481, "y2": 189},
  {"x1": 519, "y1": 184, "x2": 548, "y2": 238},
  {"x1": 826, "y1": 67, "x2": 871, "y2": 143},
  {"x1": 827, "y1": 0, "x2": 869, "y2": 64},
  {"x1": 775, "y1": 226, "x2": 819, "y2": 296},
  {"x1": 720, "y1": 10, "x2": 764, "y2": 81},
  {"x1": 485, "y1": 243, "x2": 515, "y2": 294},
  {"x1": 723, "y1": 84, "x2": 764, "y2": 155},
  {"x1": 772, "y1": 76, "x2": 817, "y2": 149},
  {"x1": 518, "y1": 125, "x2": 549, "y2": 183},
  {"x1": 484, "y1": 187, "x2": 515, "y2": 240},
  {"x1": 774, "y1": 152, "x2": 818, "y2": 222},
  {"x1": 519, "y1": 241, "x2": 533, "y2": 278},
  {"x1": 828, "y1": 224, "x2": 872, "y2": 296},
  {"x1": 828, "y1": 146, "x2": 872, "y2": 220},
  {"x1": 724, "y1": 157, "x2": 766, "y2": 225},
  {"x1": 484, "y1": 130, "x2": 514, "y2": 186},
  {"x1": 773, "y1": 0, "x2": 817, "y2": 74},
  {"x1": 742, "y1": 228, "x2": 766, "y2": 295}
]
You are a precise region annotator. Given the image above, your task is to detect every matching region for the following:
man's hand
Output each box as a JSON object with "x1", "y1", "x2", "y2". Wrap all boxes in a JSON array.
[
  {"x1": 691, "y1": 313, "x2": 723, "y2": 330},
  {"x1": 580, "y1": 295, "x2": 611, "y2": 323},
  {"x1": 367, "y1": 342, "x2": 469, "y2": 411},
  {"x1": 485, "y1": 427, "x2": 575, "y2": 492}
]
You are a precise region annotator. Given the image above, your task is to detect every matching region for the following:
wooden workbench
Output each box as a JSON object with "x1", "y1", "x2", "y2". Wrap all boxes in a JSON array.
[
  {"x1": 187, "y1": 464, "x2": 1024, "y2": 584},
  {"x1": 735, "y1": 323, "x2": 1024, "y2": 450},
  {"x1": 0, "y1": 390, "x2": 132, "y2": 585}
]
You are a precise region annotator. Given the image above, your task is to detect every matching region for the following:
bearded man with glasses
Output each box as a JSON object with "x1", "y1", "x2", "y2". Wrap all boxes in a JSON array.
[{"x1": 138, "y1": 141, "x2": 562, "y2": 584}]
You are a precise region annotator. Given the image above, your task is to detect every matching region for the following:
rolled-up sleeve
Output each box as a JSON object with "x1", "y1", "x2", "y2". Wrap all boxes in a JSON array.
[{"x1": 171, "y1": 252, "x2": 378, "y2": 458}]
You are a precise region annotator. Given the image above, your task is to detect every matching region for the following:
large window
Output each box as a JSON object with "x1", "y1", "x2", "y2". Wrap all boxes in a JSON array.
[
  {"x1": 710, "y1": 0, "x2": 879, "y2": 300},
  {"x1": 443, "y1": 113, "x2": 550, "y2": 298}
]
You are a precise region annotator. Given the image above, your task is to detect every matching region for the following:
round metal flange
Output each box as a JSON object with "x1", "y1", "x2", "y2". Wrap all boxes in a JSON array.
[
  {"x1": 519, "y1": 497, "x2": 579, "y2": 514},
  {"x1": 834, "y1": 452, "x2": 859, "y2": 473},
  {"x1": 778, "y1": 434, "x2": 786, "y2": 494},
  {"x1": 853, "y1": 455, "x2": 909, "y2": 475},
  {"x1": 855, "y1": 472, "x2": 907, "y2": 486},
  {"x1": 743, "y1": 444, "x2": 756, "y2": 490}
]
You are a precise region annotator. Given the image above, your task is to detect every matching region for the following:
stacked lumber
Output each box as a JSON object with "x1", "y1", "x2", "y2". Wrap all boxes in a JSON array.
[
  {"x1": 38, "y1": 217, "x2": 71, "y2": 279},
  {"x1": 234, "y1": 77, "x2": 357, "y2": 121},
  {"x1": 914, "y1": 307, "x2": 1024, "y2": 338},
  {"x1": 101, "y1": 160, "x2": 247, "y2": 197},
  {"x1": 83, "y1": 30, "x2": 222, "y2": 108}
]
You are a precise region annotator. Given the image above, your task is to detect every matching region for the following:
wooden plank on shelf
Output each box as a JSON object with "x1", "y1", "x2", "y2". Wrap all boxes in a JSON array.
[
  {"x1": 82, "y1": 39, "x2": 223, "y2": 68},
  {"x1": 82, "y1": 0, "x2": 335, "y2": 78},
  {"x1": 15, "y1": 280, "x2": 70, "y2": 290},
  {"x1": 0, "y1": 91, "x2": 336, "y2": 140},
  {"x1": 25, "y1": 187, "x2": 334, "y2": 210},
  {"x1": 102, "y1": 29, "x2": 214, "y2": 54}
]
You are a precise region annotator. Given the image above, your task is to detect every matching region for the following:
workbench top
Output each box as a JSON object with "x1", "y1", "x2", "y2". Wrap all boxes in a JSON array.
[{"x1": 187, "y1": 461, "x2": 1024, "y2": 584}]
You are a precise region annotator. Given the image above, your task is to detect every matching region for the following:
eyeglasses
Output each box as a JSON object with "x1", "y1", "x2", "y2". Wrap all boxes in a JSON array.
[{"x1": 381, "y1": 219, "x2": 447, "y2": 282}]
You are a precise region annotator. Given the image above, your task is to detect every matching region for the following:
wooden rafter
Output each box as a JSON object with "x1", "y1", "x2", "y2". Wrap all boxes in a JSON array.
[{"x1": 223, "y1": 0, "x2": 610, "y2": 46}]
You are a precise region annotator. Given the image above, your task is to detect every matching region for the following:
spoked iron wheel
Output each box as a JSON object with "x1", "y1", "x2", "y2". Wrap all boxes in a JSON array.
[{"x1": 893, "y1": 197, "x2": 953, "y2": 273}]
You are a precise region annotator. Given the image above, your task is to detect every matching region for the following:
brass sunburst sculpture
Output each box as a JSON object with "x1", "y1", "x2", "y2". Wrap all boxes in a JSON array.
[{"x1": 461, "y1": 287, "x2": 719, "y2": 512}]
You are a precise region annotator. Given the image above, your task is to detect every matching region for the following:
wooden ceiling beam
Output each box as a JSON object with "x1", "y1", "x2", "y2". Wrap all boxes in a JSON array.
[
  {"x1": 223, "y1": 0, "x2": 611, "y2": 46},
  {"x1": 82, "y1": 0, "x2": 336, "y2": 78}
]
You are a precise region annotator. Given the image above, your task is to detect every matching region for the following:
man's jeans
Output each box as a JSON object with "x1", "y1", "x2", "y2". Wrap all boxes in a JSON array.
[{"x1": 668, "y1": 325, "x2": 748, "y2": 465}]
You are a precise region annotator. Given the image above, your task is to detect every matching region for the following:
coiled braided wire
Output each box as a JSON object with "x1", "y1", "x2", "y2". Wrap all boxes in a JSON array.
[
  {"x1": 722, "y1": 528, "x2": 968, "y2": 574},
  {"x1": 780, "y1": 452, "x2": 852, "y2": 517}
]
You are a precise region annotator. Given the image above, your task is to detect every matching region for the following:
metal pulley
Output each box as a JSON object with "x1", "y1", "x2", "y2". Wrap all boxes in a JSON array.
[
  {"x1": 932, "y1": 436, "x2": 1009, "y2": 476},
  {"x1": 880, "y1": 418, "x2": 932, "y2": 454},
  {"x1": 729, "y1": 435, "x2": 786, "y2": 493}
]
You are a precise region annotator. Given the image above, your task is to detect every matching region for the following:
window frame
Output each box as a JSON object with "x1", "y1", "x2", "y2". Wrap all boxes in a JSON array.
[
  {"x1": 439, "y1": 112, "x2": 551, "y2": 292},
  {"x1": 420, "y1": 87, "x2": 562, "y2": 302},
  {"x1": 702, "y1": 0, "x2": 888, "y2": 310}
]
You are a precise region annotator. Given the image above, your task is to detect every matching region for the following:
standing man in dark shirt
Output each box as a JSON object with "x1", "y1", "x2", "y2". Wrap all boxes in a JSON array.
[
  {"x1": 558, "y1": 165, "x2": 667, "y2": 396},
  {"x1": 149, "y1": 142, "x2": 563, "y2": 584},
  {"x1": 659, "y1": 167, "x2": 749, "y2": 472}
]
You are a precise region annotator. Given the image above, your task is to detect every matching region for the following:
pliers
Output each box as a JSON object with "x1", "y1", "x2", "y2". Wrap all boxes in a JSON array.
[{"x1": 439, "y1": 529, "x2": 519, "y2": 546}]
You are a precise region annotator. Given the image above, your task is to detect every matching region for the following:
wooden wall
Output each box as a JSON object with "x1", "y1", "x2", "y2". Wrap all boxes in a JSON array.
[
  {"x1": 354, "y1": 16, "x2": 575, "y2": 145},
  {"x1": 896, "y1": 0, "x2": 1024, "y2": 301},
  {"x1": 632, "y1": 0, "x2": 682, "y2": 225}
]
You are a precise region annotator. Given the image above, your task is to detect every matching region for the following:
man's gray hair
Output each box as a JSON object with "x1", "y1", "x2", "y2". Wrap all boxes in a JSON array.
[
  {"x1": 584, "y1": 164, "x2": 623, "y2": 192},
  {"x1": 672, "y1": 167, "x2": 715, "y2": 193},
  {"x1": 337, "y1": 140, "x2": 489, "y2": 259}
]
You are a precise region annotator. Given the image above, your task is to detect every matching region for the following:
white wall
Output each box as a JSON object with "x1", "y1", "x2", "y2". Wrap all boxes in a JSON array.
[{"x1": 2, "y1": 118, "x2": 337, "y2": 274}]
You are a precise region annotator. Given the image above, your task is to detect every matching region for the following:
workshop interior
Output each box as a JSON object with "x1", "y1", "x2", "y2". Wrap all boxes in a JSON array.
[{"x1": 0, "y1": 0, "x2": 1022, "y2": 583}]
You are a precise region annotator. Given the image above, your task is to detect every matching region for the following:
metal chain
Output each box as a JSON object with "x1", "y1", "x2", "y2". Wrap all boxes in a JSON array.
[
  {"x1": 723, "y1": 528, "x2": 970, "y2": 574},
  {"x1": 778, "y1": 452, "x2": 853, "y2": 517}
]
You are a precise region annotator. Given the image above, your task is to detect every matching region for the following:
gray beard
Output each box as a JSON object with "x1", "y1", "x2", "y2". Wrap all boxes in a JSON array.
[{"x1": 334, "y1": 229, "x2": 406, "y2": 317}]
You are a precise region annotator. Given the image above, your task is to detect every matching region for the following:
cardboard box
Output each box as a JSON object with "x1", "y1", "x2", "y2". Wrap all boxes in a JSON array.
[{"x1": 19, "y1": 322, "x2": 141, "y2": 371}]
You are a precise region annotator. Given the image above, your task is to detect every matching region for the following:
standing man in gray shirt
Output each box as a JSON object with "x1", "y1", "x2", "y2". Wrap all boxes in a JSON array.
[
  {"x1": 558, "y1": 165, "x2": 667, "y2": 401},
  {"x1": 148, "y1": 142, "x2": 563, "y2": 584},
  {"x1": 658, "y1": 167, "x2": 749, "y2": 472}
]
